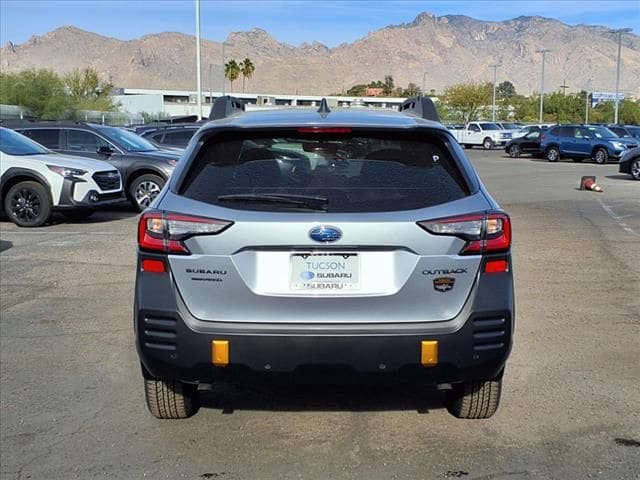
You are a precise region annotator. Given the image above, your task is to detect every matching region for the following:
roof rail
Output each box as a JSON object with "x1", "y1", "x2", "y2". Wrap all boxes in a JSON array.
[
  {"x1": 399, "y1": 96, "x2": 440, "y2": 123},
  {"x1": 209, "y1": 95, "x2": 246, "y2": 120}
]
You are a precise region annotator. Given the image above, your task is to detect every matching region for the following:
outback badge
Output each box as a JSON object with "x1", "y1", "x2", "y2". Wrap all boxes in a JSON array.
[{"x1": 433, "y1": 277, "x2": 455, "y2": 293}]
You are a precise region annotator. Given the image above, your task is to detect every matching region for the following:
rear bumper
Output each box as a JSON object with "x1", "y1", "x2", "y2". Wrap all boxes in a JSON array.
[{"x1": 135, "y1": 255, "x2": 515, "y2": 385}]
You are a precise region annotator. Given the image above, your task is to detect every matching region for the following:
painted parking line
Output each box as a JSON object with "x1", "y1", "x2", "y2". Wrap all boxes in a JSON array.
[{"x1": 596, "y1": 197, "x2": 639, "y2": 236}]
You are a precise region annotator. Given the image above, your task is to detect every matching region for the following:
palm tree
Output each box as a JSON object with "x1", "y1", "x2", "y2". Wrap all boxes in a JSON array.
[
  {"x1": 224, "y1": 59, "x2": 240, "y2": 92},
  {"x1": 239, "y1": 58, "x2": 255, "y2": 93}
]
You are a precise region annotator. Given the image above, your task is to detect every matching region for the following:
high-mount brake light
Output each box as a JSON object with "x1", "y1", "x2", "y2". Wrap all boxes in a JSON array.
[
  {"x1": 418, "y1": 212, "x2": 511, "y2": 255},
  {"x1": 138, "y1": 211, "x2": 232, "y2": 254},
  {"x1": 297, "y1": 127, "x2": 352, "y2": 134}
]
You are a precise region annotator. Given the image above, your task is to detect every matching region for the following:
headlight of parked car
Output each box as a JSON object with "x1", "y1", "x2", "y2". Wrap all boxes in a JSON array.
[
  {"x1": 609, "y1": 141, "x2": 626, "y2": 150},
  {"x1": 47, "y1": 165, "x2": 88, "y2": 178}
]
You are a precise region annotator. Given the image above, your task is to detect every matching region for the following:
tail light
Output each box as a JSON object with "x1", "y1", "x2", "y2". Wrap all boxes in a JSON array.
[
  {"x1": 418, "y1": 212, "x2": 511, "y2": 255},
  {"x1": 540, "y1": 133, "x2": 546, "y2": 142},
  {"x1": 138, "y1": 210, "x2": 233, "y2": 254}
]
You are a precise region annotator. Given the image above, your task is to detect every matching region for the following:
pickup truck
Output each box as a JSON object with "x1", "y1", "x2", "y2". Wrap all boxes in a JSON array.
[{"x1": 449, "y1": 122, "x2": 513, "y2": 150}]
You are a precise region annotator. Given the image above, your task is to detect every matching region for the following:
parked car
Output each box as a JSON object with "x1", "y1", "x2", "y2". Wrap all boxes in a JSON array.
[
  {"x1": 6, "y1": 121, "x2": 181, "y2": 211},
  {"x1": 504, "y1": 130, "x2": 543, "y2": 157},
  {"x1": 449, "y1": 122, "x2": 513, "y2": 149},
  {"x1": 539, "y1": 125, "x2": 639, "y2": 164},
  {"x1": 512, "y1": 124, "x2": 553, "y2": 138},
  {"x1": 607, "y1": 125, "x2": 640, "y2": 140},
  {"x1": 495, "y1": 122, "x2": 522, "y2": 138},
  {"x1": 136, "y1": 123, "x2": 201, "y2": 149},
  {"x1": 0, "y1": 127, "x2": 123, "y2": 227},
  {"x1": 619, "y1": 147, "x2": 640, "y2": 181},
  {"x1": 135, "y1": 96, "x2": 514, "y2": 420}
]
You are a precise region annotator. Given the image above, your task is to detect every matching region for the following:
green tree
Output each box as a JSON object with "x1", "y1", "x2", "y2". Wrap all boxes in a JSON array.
[
  {"x1": 442, "y1": 82, "x2": 492, "y2": 122},
  {"x1": 382, "y1": 75, "x2": 395, "y2": 96},
  {"x1": 64, "y1": 67, "x2": 115, "y2": 116},
  {"x1": 224, "y1": 59, "x2": 240, "y2": 92},
  {"x1": 346, "y1": 84, "x2": 367, "y2": 96},
  {"x1": 239, "y1": 58, "x2": 255, "y2": 93},
  {"x1": 496, "y1": 81, "x2": 516, "y2": 99},
  {"x1": 0, "y1": 69, "x2": 68, "y2": 119},
  {"x1": 402, "y1": 82, "x2": 421, "y2": 97},
  {"x1": 619, "y1": 99, "x2": 640, "y2": 124}
]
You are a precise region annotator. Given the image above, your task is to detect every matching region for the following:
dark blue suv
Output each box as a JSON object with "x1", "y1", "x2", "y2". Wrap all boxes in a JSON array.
[{"x1": 540, "y1": 125, "x2": 638, "y2": 164}]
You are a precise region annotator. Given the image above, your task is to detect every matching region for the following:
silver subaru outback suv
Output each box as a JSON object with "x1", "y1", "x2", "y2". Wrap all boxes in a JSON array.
[{"x1": 135, "y1": 96, "x2": 514, "y2": 420}]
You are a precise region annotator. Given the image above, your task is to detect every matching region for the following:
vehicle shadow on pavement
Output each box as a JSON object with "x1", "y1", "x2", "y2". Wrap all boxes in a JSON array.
[
  {"x1": 0, "y1": 239, "x2": 12, "y2": 252},
  {"x1": 199, "y1": 382, "x2": 447, "y2": 414},
  {"x1": 605, "y1": 174, "x2": 634, "y2": 181}
]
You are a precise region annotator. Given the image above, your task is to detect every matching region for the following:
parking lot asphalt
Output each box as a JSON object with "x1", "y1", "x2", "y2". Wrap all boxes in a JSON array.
[{"x1": 1, "y1": 150, "x2": 639, "y2": 480}]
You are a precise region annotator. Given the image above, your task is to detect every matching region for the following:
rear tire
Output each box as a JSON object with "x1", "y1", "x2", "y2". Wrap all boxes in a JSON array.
[
  {"x1": 593, "y1": 148, "x2": 608, "y2": 165},
  {"x1": 144, "y1": 378, "x2": 200, "y2": 419},
  {"x1": 483, "y1": 137, "x2": 494, "y2": 150},
  {"x1": 445, "y1": 374, "x2": 503, "y2": 419},
  {"x1": 4, "y1": 181, "x2": 52, "y2": 227},
  {"x1": 546, "y1": 146, "x2": 560, "y2": 162}
]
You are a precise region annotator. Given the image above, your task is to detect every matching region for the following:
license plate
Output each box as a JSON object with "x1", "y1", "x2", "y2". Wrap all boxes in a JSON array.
[{"x1": 290, "y1": 253, "x2": 360, "y2": 291}]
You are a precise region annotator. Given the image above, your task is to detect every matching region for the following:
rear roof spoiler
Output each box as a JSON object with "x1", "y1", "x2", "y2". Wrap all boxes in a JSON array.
[
  {"x1": 209, "y1": 95, "x2": 246, "y2": 120},
  {"x1": 399, "y1": 96, "x2": 440, "y2": 123}
]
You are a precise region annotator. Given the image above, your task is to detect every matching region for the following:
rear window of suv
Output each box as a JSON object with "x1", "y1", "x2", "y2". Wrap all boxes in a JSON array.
[{"x1": 180, "y1": 130, "x2": 470, "y2": 213}]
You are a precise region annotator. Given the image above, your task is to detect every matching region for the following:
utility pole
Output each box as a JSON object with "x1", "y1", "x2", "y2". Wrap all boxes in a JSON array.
[
  {"x1": 422, "y1": 71, "x2": 427, "y2": 96},
  {"x1": 585, "y1": 78, "x2": 592, "y2": 124},
  {"x1": 559, "y1": 79, "x2": 569, "y2": 95},
  {"x1": 612, "y1": 28, "x2": 632, "y2": 124},
  {"x1": 209, "y1": 64, "x2": 213, "y2": 105},
  {"x1": 195, "y1": 0, "x2": 202, "y2": 120},
  {"x1": 537, "y1": 49, "x2": 551, "y2": 123},
  {"x1": 221, "y1": 42, "x2": 226, "y2": 96},
  {"x1": 490, "y1": 63, "x2": 501, "y2": 122}
]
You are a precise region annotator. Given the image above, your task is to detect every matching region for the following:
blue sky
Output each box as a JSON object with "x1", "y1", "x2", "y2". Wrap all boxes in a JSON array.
[{"x1": 1, "y1": 0, "x2": 638, "y2": 47}]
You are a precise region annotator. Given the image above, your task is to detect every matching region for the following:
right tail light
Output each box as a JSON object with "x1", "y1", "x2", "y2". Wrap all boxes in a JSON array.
[{"x1": 418, "y1": 212, "x2": 511, "y2": 255}]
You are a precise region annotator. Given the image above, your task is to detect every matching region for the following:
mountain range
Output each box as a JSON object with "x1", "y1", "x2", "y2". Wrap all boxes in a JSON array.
[{"x1": 1, "y1": 13, "x2": 639, "y2": 97}]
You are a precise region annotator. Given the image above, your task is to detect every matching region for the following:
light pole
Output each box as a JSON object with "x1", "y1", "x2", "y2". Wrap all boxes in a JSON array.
[
  {"x1": 585, "y1": 78, "x2": 592, "y2": 124},
  {"x1": 422, "y1": 71, "x2": 427, "y2": 96},
  {"x1": 536, "y1": 49, "x2": 551, "y2": 123},
  {"x1": 612, "y1": 28, "x2": 632, "y2": 124},
  {"x1": 209, "y1": 64, "x2": 214, "y2": 105},
  {"x1": 221, "y1": 42, "x2": 226, "y2": 96},
  {"x1": 195, "y1": 0, "x2": 202, "y2": 120},
  {"x1": 490, "y1": 63, "x2": 501, "y2": 122}
]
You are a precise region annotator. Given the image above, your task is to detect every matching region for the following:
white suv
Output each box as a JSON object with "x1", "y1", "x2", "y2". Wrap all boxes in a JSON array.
[{"x1": 0, "y1": 127, "x2": 124, "y2": 227}]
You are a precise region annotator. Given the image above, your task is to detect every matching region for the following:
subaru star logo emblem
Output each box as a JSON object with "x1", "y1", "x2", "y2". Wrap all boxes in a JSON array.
[{"x1": 309, "y1": 225, "x2": 342, "y2": 243}]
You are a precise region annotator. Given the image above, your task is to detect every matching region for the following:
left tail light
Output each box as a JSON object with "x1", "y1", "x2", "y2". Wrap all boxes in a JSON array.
[
  {"x1": 418, "y1": 212, "x2": 511, "y2": 255},
  {"x1": 138, "y1": 210, "x2": 233, "y2": 254}
]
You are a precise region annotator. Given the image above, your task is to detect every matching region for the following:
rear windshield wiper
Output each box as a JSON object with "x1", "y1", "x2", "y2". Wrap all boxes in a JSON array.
[{"x1": 217, "y1": 193, "x2": 328, "y2": 211}]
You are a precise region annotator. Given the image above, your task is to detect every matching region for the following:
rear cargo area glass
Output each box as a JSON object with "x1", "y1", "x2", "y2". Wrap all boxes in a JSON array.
[{"x1": 180, "y1": 131, "x2": 470, "y2": 212}]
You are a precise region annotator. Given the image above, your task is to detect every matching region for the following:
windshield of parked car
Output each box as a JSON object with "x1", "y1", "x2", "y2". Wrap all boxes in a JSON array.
[
  {"x1": 609, "y1": 127, "x2": 631, "y2": 138},
  {"x1": 500, "y1": 123, "x2": 519, "y2": 129},
  {"x1": 0, "y1": 127, "x2": 50, "y2": 155},
  {"x1": 95, "y1": 125, "x2": 158, "y2": 152},
  {"x1": 181, "y1": 130, "x2": 470, "y2": 213},
  {"x1": 479, "y1": 123, "x2": 501, "y2": 130},
  {"x1": 627, "y1": 126, "x2": 640, "y2": 137},
  {"x1": 584, "y1": 126, "x2": 618, "y2": 139}
]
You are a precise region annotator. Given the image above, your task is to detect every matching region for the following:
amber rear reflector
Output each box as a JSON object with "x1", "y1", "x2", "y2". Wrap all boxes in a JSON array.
[
  {"x1": 421, "y1": 340, "x2": 438, "y2": 367},
  {"x1": 141, "y1": 259, "x2": 166, "y2": 273},
  {"x1": 484, "y1": 259, "x2": 509, "y2": 274},
  {"x1": 211, "y1": 340, "x2": 229, "y2": 367}
]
